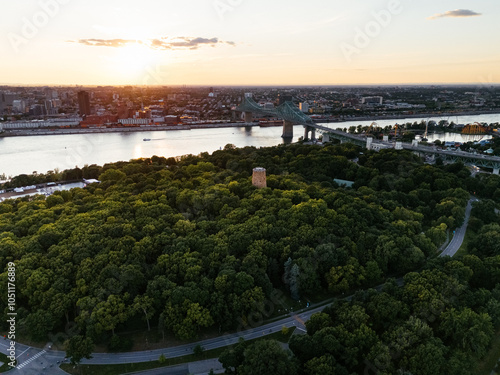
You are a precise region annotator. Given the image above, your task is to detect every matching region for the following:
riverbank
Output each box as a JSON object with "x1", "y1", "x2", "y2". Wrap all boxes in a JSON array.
[
  {"x1": 0, "y1": 122, "x2": 259, "y2": 137},
  {"x1": 340, "y1": 109, "x2": 500, "y2": 123},
  {"x1": 2, "y1": 110, "x2": 500, "y2": 138}
]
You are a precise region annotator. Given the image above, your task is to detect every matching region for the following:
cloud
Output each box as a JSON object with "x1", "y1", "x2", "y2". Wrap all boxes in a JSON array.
[
  {"x1": 69, "y1": 37, "x2": 236, "y2": 50},
  {"x1": 428, "y1": 9, "x2": 481, "y2": 20},
  {"x1": 75, "y1": 39, "x2": 136, "y2": 47}
]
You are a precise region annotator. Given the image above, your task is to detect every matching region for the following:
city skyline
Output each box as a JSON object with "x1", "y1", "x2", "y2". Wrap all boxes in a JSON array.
[{"x1": 2, "y1": 0, "x2": 500, "y2": 86}]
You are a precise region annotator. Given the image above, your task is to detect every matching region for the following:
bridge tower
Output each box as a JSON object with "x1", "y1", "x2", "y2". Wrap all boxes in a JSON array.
[
  {"x1": 244, "y1": 112, "x2": 254, "y2": 123},
  {"x1": 282, "y1": 120, "x2": 293, "y2": 138},
  {"x1": 303, "y1": 126, "x2": 316, "y2": 141}
]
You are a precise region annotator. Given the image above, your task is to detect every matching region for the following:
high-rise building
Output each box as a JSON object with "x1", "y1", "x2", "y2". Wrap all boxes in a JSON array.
[
  {"x1": 0, "y1": 92, "x2": 17, "y2": 114},
  {"x1": 12, "y1": 100, "x2": 26, "y2": 113},
  {"x1": 0, "y1": 93, "x2": 5, "y2": 114},
  {"x1": 78, "y1": 91, "x2": 91, "y2": 116},
  {"x1": 299, "y1": 102, "x2": 309, "y2": 113}
]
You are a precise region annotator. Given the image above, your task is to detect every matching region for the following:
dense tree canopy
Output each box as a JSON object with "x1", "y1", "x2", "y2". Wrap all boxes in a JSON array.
[
  {"x1": 0, "y1": 142, "x2": 497, "y2": 358},
  {"x1": 287, "y1": 254, "x2": 500, "y2": 375}
]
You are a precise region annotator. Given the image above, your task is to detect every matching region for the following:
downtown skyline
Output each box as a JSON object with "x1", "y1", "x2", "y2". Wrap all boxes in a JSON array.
[{"x1": 1, "y1": 0, "x2": 500, "y2": 86}]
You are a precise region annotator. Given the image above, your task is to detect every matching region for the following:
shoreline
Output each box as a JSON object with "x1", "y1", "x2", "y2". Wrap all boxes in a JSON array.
[
  {"x1": 335, "y1": 109, "x2": 500, "y2": 123},
  {"x1": 0, "y1": 122, "x2": 260, "y2": 137},
  {"x1": 1, "y1": 110, "x2": 500, "y2": 138}
]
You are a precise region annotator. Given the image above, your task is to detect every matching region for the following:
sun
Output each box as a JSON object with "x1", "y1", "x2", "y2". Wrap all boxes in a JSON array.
[{"x1": 112, "y1": 43, "x2": 162, "y2": 81}]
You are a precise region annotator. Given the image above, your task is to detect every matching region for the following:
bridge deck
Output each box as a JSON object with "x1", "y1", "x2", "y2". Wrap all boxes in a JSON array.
[{"x1": 236, "y1": 97, "x2": 500, "y2": 171}]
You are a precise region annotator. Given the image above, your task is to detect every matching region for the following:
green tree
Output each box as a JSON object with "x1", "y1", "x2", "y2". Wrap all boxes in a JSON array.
[
  {"x1": 289, "y1": 264, "x2": 300, "y2": 300},
  {"x1": 239, "y1": 340, "x2": 297, "y2": 375},
  {"x1": 439, "y1": 307, "x2": 494, "y2": 357},
  {"x1": 133, "y1": 295, "x2": 155, "y2": 331},
  {"x1": 305, "y1": 312, "x2": 332, "y2": 336},
  {"x1": 219, "y1": 338, "x2": 247, "y2": 374},
  {"x1": 91, "y1": 294, "x2": 129, "y2": 336},
  {"x1": 65, "y1": 335, "x2": 94, "y2": 366},
  {"x1": 23, "y1": 310, "x2": 55, "y2": 341},
  {"x1": 193, "y1": 344, "x2": 204, "y2": 357}
]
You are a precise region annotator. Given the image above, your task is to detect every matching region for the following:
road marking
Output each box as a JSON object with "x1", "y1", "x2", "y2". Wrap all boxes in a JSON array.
[
  {"x1": 17, "y1": 350, "x2": 46, "y2": 369},
  {"x1": 292, "y1": 315, "x2": 305, "y2": 326},
  {"x1": 16, "y1": 347, "x2": 30, "y2": 359}
]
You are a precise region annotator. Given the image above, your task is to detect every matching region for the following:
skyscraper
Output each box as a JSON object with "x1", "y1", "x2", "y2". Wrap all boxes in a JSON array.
[{"x1": 78, "y1": 91, "x2": 91, "y2": 116}]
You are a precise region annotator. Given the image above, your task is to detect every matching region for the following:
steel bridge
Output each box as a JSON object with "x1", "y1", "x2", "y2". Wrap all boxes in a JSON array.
[
  {"x1": 235, "y1": 96, "x2": 319, "y2": 139},
  {"x1": 235, "y1": 96, "x2": 500, "y2": 174}
]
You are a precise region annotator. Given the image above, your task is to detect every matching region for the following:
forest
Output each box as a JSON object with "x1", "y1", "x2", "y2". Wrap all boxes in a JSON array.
[
  {"x1": 220, "y1": 250, "x2": 500, "y2": 375},
  {"x1": 0, "y1": 142, "x2": 499, "y2": 372}
]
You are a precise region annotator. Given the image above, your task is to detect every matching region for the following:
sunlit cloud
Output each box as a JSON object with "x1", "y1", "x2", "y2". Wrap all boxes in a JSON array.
[
  {"x1": 428, "y1": 9, "x2": 481, "y2": 20},
  {"x1": 69, "y1": 37, "x2": 236, "y2": 50},
  {"x1": 75, "y1": 39, "x2": 136, "y2": 47}
]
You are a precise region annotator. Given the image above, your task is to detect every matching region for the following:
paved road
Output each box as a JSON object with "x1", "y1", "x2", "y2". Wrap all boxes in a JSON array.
[
  {"x1": 440, "y1": 198, "x2": 476, "y2": 257},
  {"x1": 0, "y1": 340, "x2": 67, "y2": 374},
  {"x1": 126, "y1": 359, "x2": 224, "y2": 375},
  {"x1": 83, "y1": 313, "x2": 309, "y2": 365}
]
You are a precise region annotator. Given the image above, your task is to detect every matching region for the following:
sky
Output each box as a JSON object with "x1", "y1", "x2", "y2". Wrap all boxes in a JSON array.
[{"x1": 1, "y1": 0, "x2": 499, "y2": 86}]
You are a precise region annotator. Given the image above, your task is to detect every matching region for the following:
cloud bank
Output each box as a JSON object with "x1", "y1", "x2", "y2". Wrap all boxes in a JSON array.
[
  {"x1": 69, "y1": 37, "x2": 236, "y2": 50},
  {"x1": 428, "y1": 9, "x2": 481, "y2": 20}
]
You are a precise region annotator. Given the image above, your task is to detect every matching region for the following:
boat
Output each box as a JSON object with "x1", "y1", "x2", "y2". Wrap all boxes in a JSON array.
[{"x1": 143, "y1": 138, "x2": 151, "y2": 141}]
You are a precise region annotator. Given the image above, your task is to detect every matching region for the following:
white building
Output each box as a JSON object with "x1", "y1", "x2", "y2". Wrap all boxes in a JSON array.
[
  {"x1": 299, "y1": 102, "x2": 309, "y2": 113},
  {"x1": 1, "y1": 119, "x2": 80, "y2": 129},
  {"x1": 119, "y1": 118, "x2": 151, "y2": 125},
  {"x1": 12, "y1": 100, "x2": 26, "y2": 113},
  {"x1": 362, "y1": 96, "x2": 383, "y2": 105}
]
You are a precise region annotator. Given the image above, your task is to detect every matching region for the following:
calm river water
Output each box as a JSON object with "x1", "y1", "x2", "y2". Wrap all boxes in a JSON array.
[{"x1": 1, "y1": 113, "x2": 498, "y2": 177}]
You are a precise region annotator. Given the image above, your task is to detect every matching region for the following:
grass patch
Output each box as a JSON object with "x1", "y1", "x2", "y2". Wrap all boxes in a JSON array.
[
  {"x1": 0, "y1": 352, "x2": 16, "y2": 373},
  {"x1": 60, "y1": 327, "x2": 296, "y2": 375},
  {"x1": 476, "y1": 330, "x2": 500, "y2": 375},
  {"x1": 270, "y1": 326, "x2": 296, "y2": 343}
]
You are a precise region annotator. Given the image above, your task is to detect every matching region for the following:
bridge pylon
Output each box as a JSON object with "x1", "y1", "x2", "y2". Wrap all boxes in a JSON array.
[
  {"x1": 282, "y1": 120, "x2": 293, "y2": 138},
  {"x1": 244, "y1": 112, "x2": 253, "y2": 123},
  {"x1": 303, "y1": 126, "x2": 317, "y2": 141}
]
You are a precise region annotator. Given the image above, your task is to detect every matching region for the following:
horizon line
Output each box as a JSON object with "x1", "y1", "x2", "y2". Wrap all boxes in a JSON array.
[{"x1": 1, "y1": 82, "x2": 499, "y2": 88}]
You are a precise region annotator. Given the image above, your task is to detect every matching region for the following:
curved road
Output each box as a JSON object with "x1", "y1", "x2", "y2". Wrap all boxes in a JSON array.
[
  {"x1": 440, "y1": 198, "x2": 476, "y2": 257},
  {"x1": 1, "y1": 198, "x2": 477, "y2": 373}
]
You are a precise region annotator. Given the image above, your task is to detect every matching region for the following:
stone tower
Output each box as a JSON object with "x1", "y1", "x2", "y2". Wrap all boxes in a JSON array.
[{"x1": 252, "y1": 167, "x2": 267, "y2": 188}]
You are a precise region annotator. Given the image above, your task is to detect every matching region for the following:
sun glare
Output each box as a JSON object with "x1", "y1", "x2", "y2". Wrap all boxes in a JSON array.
[{"x1": 113, "y1": 43, "x2": 162, "y2": 80}]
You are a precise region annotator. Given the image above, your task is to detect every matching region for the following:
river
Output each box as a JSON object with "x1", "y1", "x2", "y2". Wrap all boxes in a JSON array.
[{"x1": 0, "y1": 113, "x2": 498, "y2": 177}]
